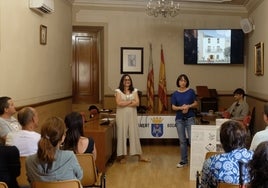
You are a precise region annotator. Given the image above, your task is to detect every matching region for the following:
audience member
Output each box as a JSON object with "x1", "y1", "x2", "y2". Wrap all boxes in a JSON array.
[
  {"x1": 250, "y1": 103, "x2": 268, "y2": 151},
  {"x1": 115, "y1": 74, "x2": 150, "y2": 163},
  {"x1": 88, "y1": 105, "x2": 99, "y2": 118},
  {"x1": 0, "y1": 144, "x2": 20, "y2": 188},
  {"x1": 5, "y1": 107, "x2": 40, "y2": 156},
  {"x1": 201, "y1": 120, "x2": 253, "y2": 187},
  {"x1": 248, "y1": 141, "x2": 268, "y2": 188},
  {"x1": 171, "y1": 74, "x2": 198, "y2": 168},
  {"x1": 63, "y1": 112, "x2": 97, "y2": 160},
  {"x1": 0, "y1": 96, "x2": 21, "y2": 144},
  {"x1": 222, "y1": 88, "x2": 249, "y2": 121},
  {"x1": 26, "y1": 117, "x2": 82, "y2": 183}
]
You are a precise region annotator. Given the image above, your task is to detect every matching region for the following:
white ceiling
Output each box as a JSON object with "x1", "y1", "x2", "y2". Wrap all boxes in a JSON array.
[
  {"x1": 72, "y1": 0, "x2": 254, "y2": 15},
  {"x1": 72, "y1": 0, "x2": 249, "y2": 6}
]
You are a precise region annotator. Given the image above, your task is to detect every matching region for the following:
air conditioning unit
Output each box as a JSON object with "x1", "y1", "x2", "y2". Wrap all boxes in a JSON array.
[{"x1": 29, "y1": 0, "x2": 54, "y2": 14}]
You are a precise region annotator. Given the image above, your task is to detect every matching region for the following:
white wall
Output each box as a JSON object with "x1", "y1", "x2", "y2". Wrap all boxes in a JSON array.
[
  {"x1": 247, "y1": 0, "x2": 268, "y2": 99},
  {"x1": 0, "y1": 0, "x2": 72, "y2": 106},
  {"x1": 73, "y1": 5, "x2": 247, "y2": 95}
]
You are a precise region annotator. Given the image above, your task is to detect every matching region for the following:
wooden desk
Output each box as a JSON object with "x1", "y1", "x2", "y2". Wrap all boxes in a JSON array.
[{"x1": 83, "y1": 117, "x2": 116, "y2": 172}]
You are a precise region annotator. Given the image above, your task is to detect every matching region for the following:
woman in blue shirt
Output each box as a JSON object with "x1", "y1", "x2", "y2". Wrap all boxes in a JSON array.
[{"x1": 171, "y1": 74, "x2": 198, "y2": 168}]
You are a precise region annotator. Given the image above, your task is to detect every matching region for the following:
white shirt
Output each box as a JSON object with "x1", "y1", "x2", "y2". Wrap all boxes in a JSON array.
[
  {"x1": 0, "y1": 116, "x2": 21, "y2": 137},
  {"x1": 250, "y1": 126, "x2": 268, "y2": 151},
  {"x1": 6, "y1": 130, "x2": 41, "y2": 156}
]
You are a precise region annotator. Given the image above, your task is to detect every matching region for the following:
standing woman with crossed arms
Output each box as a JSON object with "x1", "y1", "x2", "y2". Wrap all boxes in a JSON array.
[{"x1": 115, "y1": 74, "x2": 150, "y2": 164}]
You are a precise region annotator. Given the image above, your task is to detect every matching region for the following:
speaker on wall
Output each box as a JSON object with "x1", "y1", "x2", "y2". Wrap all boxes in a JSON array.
[{"x1": 240, "y1": 18, "x2": 254, "y2": 34}]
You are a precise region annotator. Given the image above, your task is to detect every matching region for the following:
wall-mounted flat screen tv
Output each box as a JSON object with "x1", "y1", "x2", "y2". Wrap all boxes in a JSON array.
[{"x1": 184, "y1": 29, "x2": 244, "y2": 65}]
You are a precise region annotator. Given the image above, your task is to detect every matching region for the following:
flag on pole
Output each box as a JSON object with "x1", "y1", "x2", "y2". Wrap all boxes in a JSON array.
[
  {"x1": 158, "y1": 45, "x2": 168, "y2": 113},
  {"x1": 147, "y1": 43, "x2": 154, "y2": 113}
]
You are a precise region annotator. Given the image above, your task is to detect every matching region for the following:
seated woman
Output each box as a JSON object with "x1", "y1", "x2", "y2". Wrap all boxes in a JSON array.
[
  {"x1": 62, "y1": 112, "x2": 97, "y2": 160},
  {"x1": 26, "y1": 117, "x2": 82, "y2": 183},
  {"x1": 0, "y1": 144, "x2": 20, "y2": 188},
  {"x1": 248, "y1": 141, "x2": 268, "y2": 188},
  {"x1": 201, "y1": 120, "x2": 253, "y2": 187}
]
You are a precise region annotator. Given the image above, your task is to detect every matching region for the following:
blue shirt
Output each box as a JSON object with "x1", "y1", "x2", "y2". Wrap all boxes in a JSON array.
[
  {"x1": 171, "y1": 88, "x2": 197, "y2": 120},
  {"x1": 201, "y1": 148, "x2": 253, "y2": 188}
]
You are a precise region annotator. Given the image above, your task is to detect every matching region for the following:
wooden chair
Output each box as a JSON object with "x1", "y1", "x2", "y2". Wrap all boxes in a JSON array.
[
  {"x1": 0, "y1": 182, "x2": 8, "y2": 188},
  {"x1": 76, "y1": 154, "x2": 105, "y2": 188},
  {"x1": 205, "y1": 151, "x2": 222, "y2": 159},
  {"x1": 31, "y1": 179, "x2": 81, "y2": 188},
  {"x1": 196, "y1": 86, "x2": 218, "y2": 112},
  {"x1": 217, "y1": 182, "x2": 240, "y2": 188},
  {"x1": 17, "y1": 156, "x2": 30, "y2": 187}
]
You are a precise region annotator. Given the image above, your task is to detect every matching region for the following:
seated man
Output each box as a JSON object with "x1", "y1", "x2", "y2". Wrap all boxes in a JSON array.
[
  {"x1": 0, "y1": 96, "x2": 21, "y2": 144},
  {"x1": 250, "y1": 103, "x2": 268, "y2": 151},
  {"x1": 5, "y1": 107, "x2": 40, "y2": 156},
  {"x1": 222, "y1": 88, "x2": 249, "y2": 121}
]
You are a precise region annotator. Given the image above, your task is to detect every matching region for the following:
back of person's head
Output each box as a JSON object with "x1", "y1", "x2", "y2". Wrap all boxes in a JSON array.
[
  {"x1": 264, "y1": 103, "x2": 268, "y2": 116},
  {"x1": 17, "y1": 107, "x2": 35, "y2": 127},
  {"x1": 233, "y1": 88, "x2": 245, "y2": 98},
  {"x1": 249, "y1": 141, "x2": 268, "y2": 188},
  {"x1": 88, "y1": 105, "x2": 99, "y2": 118},
  {"x1": 37, "y1": 117, "x2": 66, "y2": 165},
  {"x1": 0, "y1": 96, "x2": 11, "y2": 115},
  {"x1": 220, "y1": 120, "x2": 247, "y2": 152},
  {"x1": 63, "y1": 112, "x2": 84, "y2": 152}
]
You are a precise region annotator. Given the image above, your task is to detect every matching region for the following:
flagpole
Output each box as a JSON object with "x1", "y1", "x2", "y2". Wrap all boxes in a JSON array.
[{"x1": 147, "y1": 43, "x2": 154, "y2": 113}]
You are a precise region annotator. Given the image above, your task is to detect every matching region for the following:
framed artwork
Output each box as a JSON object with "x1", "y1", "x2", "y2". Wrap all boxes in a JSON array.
[
  {"x1": 40, "y1": 25, "x2": 47, "y2": 45},
  {"x1": 254, "y1": 42, "x2": 264, "y2": 76},
  {"x1": 120, "y1": 47, "x2": 143, "y2": 74}
]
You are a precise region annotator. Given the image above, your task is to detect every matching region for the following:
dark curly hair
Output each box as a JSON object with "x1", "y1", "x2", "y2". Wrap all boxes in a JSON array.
[
  {"x1": 220, "y1": 120, "x2": 247, "y2": 152},
  {"x1": 249, "y1": 141, "x2": 268, "y2": 188}
]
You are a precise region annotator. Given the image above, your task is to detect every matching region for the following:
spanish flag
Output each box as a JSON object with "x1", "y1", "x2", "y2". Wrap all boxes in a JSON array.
[
  {"x1": 147, "y1": 43, "x2": 154, "y2": 113},
  {"x1": 158, "y1": 45, "x2": 168, "y2": 113}
]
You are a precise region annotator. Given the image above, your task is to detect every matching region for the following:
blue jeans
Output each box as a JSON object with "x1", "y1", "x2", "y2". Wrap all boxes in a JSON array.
[{"x1": 175, "y1": 117, "x2": 195, "y2": 163}]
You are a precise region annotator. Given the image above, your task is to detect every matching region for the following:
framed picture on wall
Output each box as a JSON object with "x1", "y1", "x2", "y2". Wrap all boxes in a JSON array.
[
  {"x1": 40, "y1": 25, "x2": 47, "y2": 45},
  {"x1": 120, "y1": 47, "x2": 143, "y2": 74},
  {"x1": 254, "y1": 42, "x2": 264, "y2": 76}
]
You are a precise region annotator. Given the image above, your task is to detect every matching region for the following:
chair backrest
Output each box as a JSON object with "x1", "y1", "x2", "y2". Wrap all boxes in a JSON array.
[
  {"x1": 248, "y1": 107, "x2": 255, "y2": 137},
  {"x1": 205, "y1": 151, "x2": 222, "y2": 160},
  {"x1": 17, "y1": 156, "x2": 30, "y2": 187},
  {"x1": 217, "y1": 182, "x2": 240, "y2": 188},
  {"x1": 31, "y1": 179, "x2": 81, "y2": 188},
  {"x1": 0, "y1": 182, "x2": 8, "y2": 188},
  {"x1": 76, "y1": 154, "x2": 98, "y2": 186},
  {"x1": 196, "y1": 86, "x2": 210, "y2": 98}
]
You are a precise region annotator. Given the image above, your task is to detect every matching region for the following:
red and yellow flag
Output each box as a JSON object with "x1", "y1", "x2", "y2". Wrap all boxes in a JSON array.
[
  {"x1": 158, "y1": 45, "x2": 168, "y2": 113},
  {"x1": 147, "y1": 43, "x2": 154, "y2": 113}
]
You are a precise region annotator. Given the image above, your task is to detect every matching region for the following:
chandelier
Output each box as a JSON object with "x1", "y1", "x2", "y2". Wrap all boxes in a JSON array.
[{"x1": 146, "y1": 0, "x2": 180, "y2": 18}]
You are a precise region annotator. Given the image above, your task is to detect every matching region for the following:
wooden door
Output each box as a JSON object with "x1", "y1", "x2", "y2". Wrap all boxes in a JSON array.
[{"x1": 72, "y1": 28, "x2": 100, "y2": 104}]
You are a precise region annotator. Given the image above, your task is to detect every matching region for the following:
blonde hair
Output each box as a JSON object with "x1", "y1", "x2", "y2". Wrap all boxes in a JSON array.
[{"x1": 37, "y1": 117, "x2": 66, "y2": 166}]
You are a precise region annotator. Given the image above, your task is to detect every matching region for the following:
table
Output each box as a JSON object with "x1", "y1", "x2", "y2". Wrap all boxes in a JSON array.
[
  {"x1": 198, "y1": 112, "x2": 224, "y2": 125},
  {"x1": 83, "y1": 116, "x2": 116, "y2": 172}
]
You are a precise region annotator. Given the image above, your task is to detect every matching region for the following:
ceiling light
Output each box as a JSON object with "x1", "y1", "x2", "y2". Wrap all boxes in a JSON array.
[{"x1": 146, "y1": 0, "x2": 180, "y2": 18}]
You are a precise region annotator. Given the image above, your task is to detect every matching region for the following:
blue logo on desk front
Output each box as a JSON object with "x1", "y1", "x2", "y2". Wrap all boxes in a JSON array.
[{"x1": 151, "y1": 117, "x2": 164, "y2": 137}]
